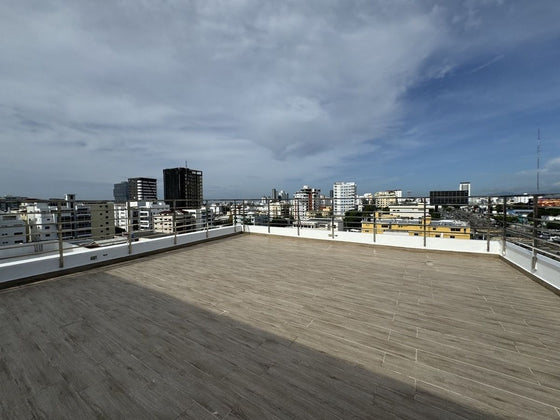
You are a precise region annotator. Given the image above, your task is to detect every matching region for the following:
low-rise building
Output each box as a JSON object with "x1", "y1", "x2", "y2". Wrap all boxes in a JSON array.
[
  {"x1": 153, "y1": 211, "x2": 195, "y2": 234},
  {"x1": 374, "y1": 190, "x2": 402, "y2": 208},
  {"x1": 387, "y1": 204, "x2": 433, "y2": 219},
  {"x1": 89, "y1": 202, "x2": 115, "y2": 240},
  {"x1": 22, "y1": 203, "x2": 58, "y2": 242},
  {"x1": 362, "y1": 218, "x2": 470, "y2": 239},
  {"x1": 0, "y1": 212, "x2": 27, "y2": 246}
]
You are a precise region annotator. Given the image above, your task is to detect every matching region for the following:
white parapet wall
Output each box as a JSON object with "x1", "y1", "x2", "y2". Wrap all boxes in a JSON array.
[
  {"x1": 0, "y1": 225, "x2": 239, "y2": 285},
  {"x1": 503, "y1": 241, "x2": 560, "y2": 292},
  {"x1": 244, "y1": 225, "x2": 502, "y2": 254}
]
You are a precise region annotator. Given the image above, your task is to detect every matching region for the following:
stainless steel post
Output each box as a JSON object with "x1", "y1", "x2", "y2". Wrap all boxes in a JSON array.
[
  {"x1": 205, "y1": 201, "x2": 209, "y2": 239},
  {"x1": 423, "y1": 200, "x2": 427, "y2": 247},
  {"x1": 127, "y1": 201, "x2": 132, "y2": 255},
  {"x1": 532, "y1": 194, "x2": 538, "y2": 270},
  {"x1": 173, "y1": 210, "x2": 177, "y2": 245},
  {"x1": 57, "y1": 202, "x2": 64, "y2": 268},
  {"x1": 267, "y1": 198, "x2": 271, "y2": 234}
]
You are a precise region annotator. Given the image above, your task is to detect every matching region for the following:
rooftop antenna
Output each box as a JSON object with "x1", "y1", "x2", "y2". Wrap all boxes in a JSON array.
[
  {"x1": 185, "y1": 160, "x2": 188, "y2": 169},
  {"x1": 537, "y1": 129, "x2": 541, "y2": 193}
]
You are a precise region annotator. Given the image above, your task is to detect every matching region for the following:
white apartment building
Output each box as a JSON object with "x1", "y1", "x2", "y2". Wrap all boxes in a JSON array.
[
  {"x1": 132, "y1": 201, "x2": 170, "y2": 231},
  {"x1": 183, "y1": 207, "x2": 213, "y2": 230},
  {"x1": 292, "y1": 186, "x2": 321, "y2": 219},
  {"x1": 24, "y1": 197, "x2": 112, "y2": 241},
  {"x1": 333, "y1": 182, "x2": 357, "y2": 216},
  {"x1": 153, "y1": 211, "x2": 195, "y2": 234},
  {"x1": 23, "y1": 203, "x2": 58, "y2": 242},
  {"x1": 0, "y1": 212, "x2": 27, "y2": 246},
  {"x1": 374, "y1": 190, "x2": 403, "y2": 208},
  {"x1": 114, "y1": 204, "x2": 139, "y2": 232},
  {"x1": 114, "y1": 201, "x2": 169, "y2": 232},
  {"x1": 388, "y1": 204, "x2": 434, "y2": 219},
  {"x1": 269, "y1": 201, "x2": 290, "y2": 219}
]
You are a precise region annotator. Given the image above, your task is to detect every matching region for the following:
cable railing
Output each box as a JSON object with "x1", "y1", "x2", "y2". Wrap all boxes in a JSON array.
[
  {"x1": 1, "y1": 194, "x2": 559, "y2": 265},
  {"x1": 231, "y1": 194, "x2": 560, "y2": 262}
]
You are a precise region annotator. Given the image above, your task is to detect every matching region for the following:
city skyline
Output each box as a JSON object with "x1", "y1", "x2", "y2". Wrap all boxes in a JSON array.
[{"x1": 1, "y1": 1, "x2": 560, "y2": 199}]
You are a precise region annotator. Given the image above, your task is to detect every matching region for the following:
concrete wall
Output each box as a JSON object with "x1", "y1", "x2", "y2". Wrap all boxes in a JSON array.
[
  {"x1": 0, "y1": 226, "x2": 239, "y2": 285},
  {"x1": 3, "y1": 223, "x2": 558, "y2": 294},
  {"x1": 244, "y1": 225, "x2": 502, "y2": 254},
  {"x1": 503, "y1": 241, "x2": 560, "y2": 291}
]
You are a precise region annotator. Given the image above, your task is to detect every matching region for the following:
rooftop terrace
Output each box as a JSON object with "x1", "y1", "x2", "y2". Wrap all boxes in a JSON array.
[{"x1": 2, "y1": 234, "x2": 560, "y2": 419}]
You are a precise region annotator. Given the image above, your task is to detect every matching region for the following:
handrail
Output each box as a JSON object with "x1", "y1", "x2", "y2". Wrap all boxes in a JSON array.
[{"x1": 1, "y1": 194, "x2": 559, "y2": 264}]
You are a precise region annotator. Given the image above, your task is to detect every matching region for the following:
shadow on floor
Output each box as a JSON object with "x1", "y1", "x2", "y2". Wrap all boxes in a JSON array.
[{"x1": 1, "y1": 271, "x2": 506, "y2": 419}]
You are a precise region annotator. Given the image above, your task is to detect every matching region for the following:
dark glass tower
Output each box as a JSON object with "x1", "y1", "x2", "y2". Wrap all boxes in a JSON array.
[
  {"x1": 163, "y1": 167, "x2": 203, "y2": 209},
  {"x1": 128, "y1": 177, "x2": 157, "y2": 201},
  {"x1": 113, "y1": 181, "x2": 129, "y2": 203}
]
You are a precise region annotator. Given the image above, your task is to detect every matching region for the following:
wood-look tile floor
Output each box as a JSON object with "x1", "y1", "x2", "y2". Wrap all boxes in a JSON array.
[{"x1": 1, "y1": 234, "x2": 560, "y2": 419}]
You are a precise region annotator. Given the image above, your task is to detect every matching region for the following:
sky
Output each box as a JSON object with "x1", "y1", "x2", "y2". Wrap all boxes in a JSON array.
[{"x1": 1, "y1": 0, "x2": 560, "y2": 200}]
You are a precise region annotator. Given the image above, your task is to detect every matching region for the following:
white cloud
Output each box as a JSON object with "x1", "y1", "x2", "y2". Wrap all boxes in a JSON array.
[{"x1": 1, "y1": 1, "x2": 559, "y2": 198}]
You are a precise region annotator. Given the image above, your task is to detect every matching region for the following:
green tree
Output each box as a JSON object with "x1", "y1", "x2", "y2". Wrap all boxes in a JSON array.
[{"x1": 344, "y1": 210, "x2": 363, "y2": 230}]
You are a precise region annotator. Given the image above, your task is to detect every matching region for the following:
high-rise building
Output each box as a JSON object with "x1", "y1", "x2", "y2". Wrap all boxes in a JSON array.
[
  {"x1": 333, "y1": 182, "x2": 357, "y2": 216},
  {"x1": 128, "y1": 178, "x2": 157, "y2": 202},
  {"x1": 113, "y1": 181, "x2": 129, "y2": 203},
  {"x1": 292, "y1": 185, "x2": 321, "y2": 219},
  {"x1": 163, "y1": 167, "x2": 203, "y2": 209}
]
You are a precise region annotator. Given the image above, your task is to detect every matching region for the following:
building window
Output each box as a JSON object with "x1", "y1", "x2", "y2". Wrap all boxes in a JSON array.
[{"x1": 450, "y1": 235, "x2": 455, "y2": 238}]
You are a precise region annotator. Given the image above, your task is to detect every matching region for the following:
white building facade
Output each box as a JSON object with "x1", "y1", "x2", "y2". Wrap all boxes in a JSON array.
[
  {"x1": 0, "y1": 212, "x2": 27, "y2": 246},
  {"x1": 333, "y1": 182, "x2": 357, "y2": 216},
  {"x1": 292, "y1": 186, "x2": 321, "y2": 219}
]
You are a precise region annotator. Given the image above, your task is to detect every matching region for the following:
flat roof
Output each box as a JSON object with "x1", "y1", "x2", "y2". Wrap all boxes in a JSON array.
[{"x1": 1, "y1": 234, "x2": 559, "y2": 418}]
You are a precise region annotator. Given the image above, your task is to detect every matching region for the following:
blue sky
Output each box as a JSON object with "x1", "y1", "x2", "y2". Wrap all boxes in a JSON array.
[{"x1": 1, "y1": 0, "x2": 559, "y2": 199}]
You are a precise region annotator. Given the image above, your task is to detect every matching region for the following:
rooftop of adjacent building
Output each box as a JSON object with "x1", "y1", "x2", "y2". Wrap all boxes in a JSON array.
[{"x1": 1, "y1": 233, "x2": 559, "y2": 418}]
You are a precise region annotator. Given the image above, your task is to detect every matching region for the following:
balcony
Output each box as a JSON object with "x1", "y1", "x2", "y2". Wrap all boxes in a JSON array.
[{"x1": 1, "y1": 233, "x2": 560, "y2": 418}]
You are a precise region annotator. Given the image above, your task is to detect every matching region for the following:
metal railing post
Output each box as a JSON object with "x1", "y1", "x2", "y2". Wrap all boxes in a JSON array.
[
  {"x1": 127, "y1": 201, "x2": 132, "y2": 255},
  {"x1": 501, "y1": 196, "x2": 506, "y2": 254},
  {"x1": 532, "y1": 194, "x2": 538, "y2": 270},
  {"x1": 331, "y1": 211, "x2": 335, "y2": 239},
  {"x1": 267, "y1": 198, "x2": 271, "y2": 234},
  {"x1": 173, "y1": 210, "x2": 177, "y2": 245},
  {"x1": 373, "y1": 209, "x2": 377, "y2": 243},
  {"x1": 205, "y1": 201, "x2": 209, "y2": 239},
  {"x1": 233, "y1": 200, "x2": 237, "y2": 232},
  {"x1": 57, "y1": 202, "x2": 64, "y2": 268},
  {"x1": 242, "y1": 200, "x2": 246, "y2": 232},
  {"x1": 423, "y1": 200, "x2": 427, "y2": 247},
  {"x1": 486, "y1": 196, "x2": 492, "y2": 254},
  {"x1": 297, "y1": 200, "x2": 301, "y2": 236}
]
